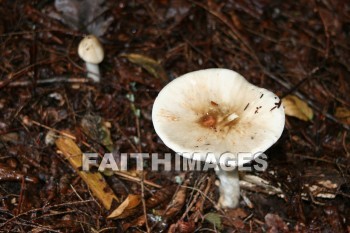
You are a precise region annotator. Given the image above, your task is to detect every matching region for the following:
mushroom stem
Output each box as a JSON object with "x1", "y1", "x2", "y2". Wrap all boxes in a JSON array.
[
  {"x1": 86, "y1": 62, "x2": 100, "y2": 82},
  {"x1": 215, "y1": 166, "x2": 240, "y2": 208}
]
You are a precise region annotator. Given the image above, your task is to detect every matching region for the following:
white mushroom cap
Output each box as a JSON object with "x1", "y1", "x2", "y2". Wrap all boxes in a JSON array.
[
  {"x1": 152, "y1": 68, "x2": 285, "y2": 167},
  {"x1": 78, "y1": 35, "x2": 104, "y2": 64}
]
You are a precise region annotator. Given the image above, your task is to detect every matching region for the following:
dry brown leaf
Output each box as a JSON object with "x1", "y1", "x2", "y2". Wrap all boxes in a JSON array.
[
  {"x1": 334, "y1": 107, "x2": 350, "y2": 125},
  {"x1": 108, "y1": 194, "x2": 141, "y2": 219},
  {"x1": 55, "y1": 137, "x2": 118, "y2": 210},
  {"x1": 222, "y1": 208, "x2": 247, "y2": 229},
  {"x1": 122, "y1": 215, "x2": 146, "y2": 231},
  {"x1": 282, "y1": 95, "x2": 313, "y2": 121},
  {"x1": 169, "y1": 220, "x2": 196, "y2": 233},
  {"x1": 154, "y1": 183, "x2": 188, "y2": 218},
  {"x1": 121, "y1": 53, "x2": 168, "y2": 82},
  {"x1": 146, "y1": 185, "x2": 177, "y2": 208},
  {"x1": 265, "y1": 213, "x2": 289, "y2": 232}
]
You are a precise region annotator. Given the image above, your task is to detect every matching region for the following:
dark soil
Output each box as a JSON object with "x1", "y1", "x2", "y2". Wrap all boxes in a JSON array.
[{"x1": 0, "y1": 1, "x2": 349, "y2": 232}]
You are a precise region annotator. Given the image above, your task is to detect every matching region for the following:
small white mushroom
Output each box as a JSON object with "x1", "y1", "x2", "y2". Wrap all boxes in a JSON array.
[
  {"x1": 78, "y1": 35, "x2": 104, "y2": 82},
  {"x1": 152, "y1": 68, "x2": 285, "y2": 208}
]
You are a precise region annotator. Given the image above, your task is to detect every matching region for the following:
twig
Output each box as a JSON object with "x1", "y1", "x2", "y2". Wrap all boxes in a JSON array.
[
  {"x1": 114, "y1": 171, "x2": 162, "y2": 188},
  {"x1": 8, "y1": 77, "x2": 89, "y2": 87},
  {"x1": 192, "y1": 0, "x2": 349, "y2": 130},
  {"x1": 97, "y1": 227, "x2": 120, "y2": 233},
  {"x1": 182, "y1": 37, "x2": 221, "y2": 67},
  {"x1": 307, "y1": 189, "x2": 326, "y2": 206},
  {"x1": 0, "y1": 200, "x2": 94, "y2": 228},
  {"x1": 342, "y1": 131, "x2": 350, "y2": 157},
  {"x1": 115, "y1": 124, "x2": 139, "y2": 152},
  {"x1": 16, "y1": 177, "x2": 25, "y2": 215},
  {"x1": 31, "y1": 210, "x2": 77, "y2": 221},
  {"x1": 261, "y1": 68, "x2": 350, "y2": 130},
  {"x1": 287, "y1": 153, "x2": 347, "y2": 167},
  {"x1": 133, "y1": 95, "x2": 151, "y2": 233},
  {"x1": 190, "y1": 0, "x2": 258, "y2": 61},
  {"x1": 10, "y1": 221, "x2": 62, "y2": 233},
  {"x1": 29, "y1": 119, "x2": 76, "y2": 140},
  {"x1": 180, "y1": 185, "x2": 217, "y2": 209},
  {"x1": 180, "y1": 174, "x2": 207, "y2": 220},
  {"x1": 28, "y1": 119, "x2": 101, "y2": 154},
  {"x1": 70, "y1": 184, "x2": 85, "y2": 202},
  {"x1": 141, "y1": 171, "x2": 150, "y2": 233},
  {"x1": 0, "y1": 59, "x2": 64, "y2": 89},
  {"x1": 279, "y1": 66, "x2": 321, "y2": 99}
]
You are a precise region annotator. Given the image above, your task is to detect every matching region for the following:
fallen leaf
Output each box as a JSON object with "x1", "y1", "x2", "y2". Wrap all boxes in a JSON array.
[
  {"x1": 122, "y1": 215, "x2": 146, "y2": 231},
  {"x1": 205, "y1": 212, "x2": 222, "y2": 230},
  {"x1": 55, "y1": 137, "x2": 118, "y2": 210},
  {"x1": 222, "y1": 208, "x2": 247, "y2": 229},
  {"x1": 53, "y1": 0, "x2": 114, "y2": 36},
  {"x1": 170, "y1": 220, "x2": 196, "y2": 233},
  {"x1": 334, "y1": 107, "x2": 350, "y2": 125},
  {"x1": 265, "y1": 213, "x2": 289, "y2": 233},
  {"x1": 146, "y1": 185, "x2": 177, "y2": 208},
  {"x1": 80, "y1": 114, "x2": 114, "y2": 152},
  {"x1": 108, "y1": 194, "x2": 141, "y2": 219},
  {"x1": 121, "y1": 53, "x2": 168, "y2": 82},
  {"x1": 282, "y1": 95, "x2": 313, "y2": 121},
  {"x1": 225, "y1": 208, "x2": 248, "y2": 219},
  {"x1": 110, "y1": 206, "x2": 140, "y2": 219},
  {"x1": 118, "y1": 186, "x2": 178, "y2": 228},
  {"x1": 154, "y1": 182, "x2": 188, "y2": 218}
]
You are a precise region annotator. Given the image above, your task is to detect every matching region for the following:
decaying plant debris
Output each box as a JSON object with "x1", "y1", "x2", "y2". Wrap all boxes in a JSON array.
[{"x1": 0, "y1": 1, "x2": 349, "y2": 232}]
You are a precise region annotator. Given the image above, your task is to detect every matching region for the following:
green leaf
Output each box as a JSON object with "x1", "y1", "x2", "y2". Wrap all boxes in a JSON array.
[
  {"x1": 204, "y1": 212, "x2": 222, "y2": 230},
  {"x1": 122, "y1": 53, "x2": 168, "y2": 82}
]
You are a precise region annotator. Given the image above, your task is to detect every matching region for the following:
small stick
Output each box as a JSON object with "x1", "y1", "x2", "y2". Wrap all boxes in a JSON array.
[
  {"x1": 29, "y1": 119, "x2": 76, "y2": 140},
  {"x1": 28, "y1": 119, "x2": 100, "y2": 153},
  {"x1": 141, "y1": 171, "x2": 150, "y2": 233},
  {"x1": 114, "y1": 171, "x2": 162, "y2": 189},
  {"x1": 262, "y1": 69, "x2": 350, "y2": 130},
  {"x1": 8, "y1": 77, "x2": 89, "y2": 87}
]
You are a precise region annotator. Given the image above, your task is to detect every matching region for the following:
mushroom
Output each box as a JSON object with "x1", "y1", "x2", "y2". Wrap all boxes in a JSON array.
[
  {"x1": 152, "y1": 68, "x2": 285, "y2": 208},
  {"x1": 78, "y1": 35, "x2": 104, "y2": 82}
]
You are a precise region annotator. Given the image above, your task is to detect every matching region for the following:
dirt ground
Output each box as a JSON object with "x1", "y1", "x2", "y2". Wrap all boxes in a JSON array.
[{"x1": 0, "y1": 1, "x2": 349, "y2": 232}]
